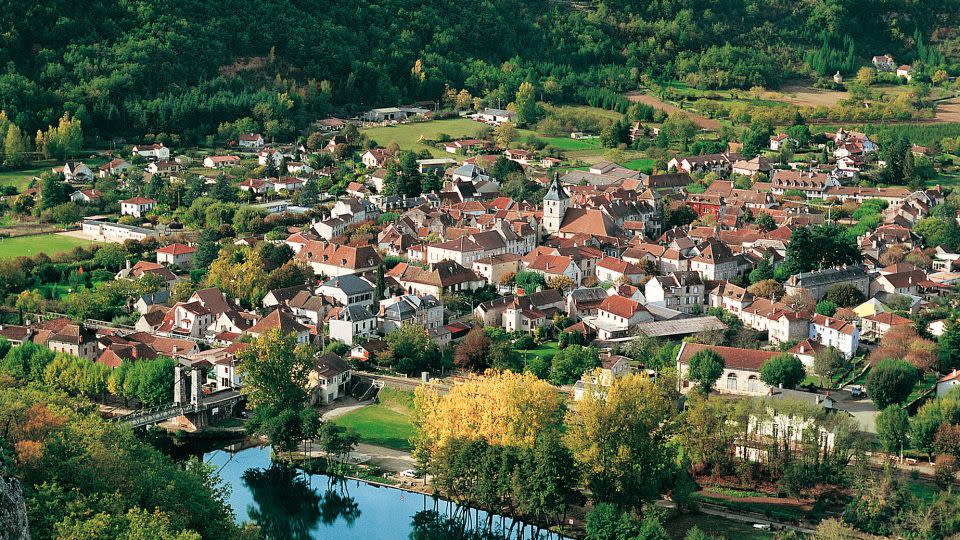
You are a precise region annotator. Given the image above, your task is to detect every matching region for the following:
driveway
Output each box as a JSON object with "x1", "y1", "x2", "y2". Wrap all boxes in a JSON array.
[{"x1": 829, "y1": 389, "x2": 878, "y2": 433}]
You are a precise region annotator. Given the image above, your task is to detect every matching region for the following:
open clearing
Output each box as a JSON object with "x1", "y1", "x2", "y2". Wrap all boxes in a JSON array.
[
  {"x1": 0, "y1": 165, "x2": 49, "y2": 191},
  {"x1": 763, "y1": 85, "x2": 847, "y2": 107},
  {"x1": 935, "y1": 97, "x2": 960, "y2": 123},
  {"x1": 624, "y1": 91, "x2": 721, "y2": 130},
  {"x1": 331, "y1": 388, "x2": 415, "y2": 451},
  {"x1": 364, "y1": 118, "x2": 491, "y2": 157},
  {"x1": 0, "y1": 232, "x2": 94, "y2": 260}
]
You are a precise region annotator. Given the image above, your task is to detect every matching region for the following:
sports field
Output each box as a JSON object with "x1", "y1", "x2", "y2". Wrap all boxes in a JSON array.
[{"x1": 0, "y1": 233, "x2": 94, "y2": 260}]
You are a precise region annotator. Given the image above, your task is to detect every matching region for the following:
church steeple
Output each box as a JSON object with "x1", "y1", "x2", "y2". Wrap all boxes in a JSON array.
[
  {"x1": 543, "y1": 171, "x2": 569, "y2": 201},
  {"x1": 542, "y1": 172, "x2": 569, "y2": 235}
]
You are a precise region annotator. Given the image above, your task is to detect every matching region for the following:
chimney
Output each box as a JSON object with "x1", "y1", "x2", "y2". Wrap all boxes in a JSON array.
[{"x1": 126, "y1": 259, "x2": 131, "y2": 270}]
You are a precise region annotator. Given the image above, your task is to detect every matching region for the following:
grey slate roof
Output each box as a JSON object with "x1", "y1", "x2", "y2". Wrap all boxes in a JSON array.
[{"x1": 321, "y1": 274, "x2": 375, "y2": 296}]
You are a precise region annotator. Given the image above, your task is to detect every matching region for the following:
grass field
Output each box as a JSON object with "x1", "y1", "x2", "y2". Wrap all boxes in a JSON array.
[
  {"x1": 542, "y1": 136, "x2": 601, "y2": 151},
  {"x1": 0, "y1": 233, "x2": 93, "y2": 260},
  {"x1": 0, "y1": 165, "x2": 48, "y2": 191},
  {"x1": 623, "y1": 158, "x2": 655, "y2": 173},
  {"x1": 665, "y1": 513, "x2": 772, "y2": 540},
  {"x1": 331, "y1": 387, "x2": 415, "y2": 451},
  {"x1": 518, "y1": 341, "x2": 560, "y2": 362},
  {"x1": 364, "y1": 118, "x2": 492, "y2": 157}
]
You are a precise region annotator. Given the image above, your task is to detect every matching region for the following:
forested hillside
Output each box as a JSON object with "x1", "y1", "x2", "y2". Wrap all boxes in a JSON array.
[{"x1": 0, "y1": 0, "x2": 956, "y2": 141}]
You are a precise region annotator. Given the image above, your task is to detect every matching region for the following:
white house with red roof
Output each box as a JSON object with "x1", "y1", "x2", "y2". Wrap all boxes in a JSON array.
[
  {"x1": 585, "y1": 295, "x2": 653, "y2": 339},
  {"x1": 937, "y1": 370, "x2": 960, "y2": 397},
  {"x1": 238, "y1": 178, "x2": 272, "y2": 195},
  {"x1": 361, "y1": 148, "x2": 392, "y2": 168},
  {"x1": 120, "y1": 197, "x2": 157, "y2": 217},
  {"x1": 595, "y1": 256, "x2": 644, "y2": 285},
  {"x1": 70, "y1": 189, "x2": 102, "y2": 204},
  {"x1": 810, "y1": 314, "x2": 859, "y2": 358},
  {"x1": 132, "y1": 143, "x2": 170, "y2": 161},
  {"x1": 238, "y1": 133, "x2": 264, "y2": 148},
  {"x1": 156, "y1": 243, "x2": 196, "y2": 268},
  {"x1": 203, "y1": 155, "x2": 241, "y2": 169}
]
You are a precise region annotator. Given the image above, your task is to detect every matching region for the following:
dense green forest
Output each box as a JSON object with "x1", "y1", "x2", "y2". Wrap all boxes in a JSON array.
[{"x1": 0, "y1": 0, "x2": 957, "y2": 141}]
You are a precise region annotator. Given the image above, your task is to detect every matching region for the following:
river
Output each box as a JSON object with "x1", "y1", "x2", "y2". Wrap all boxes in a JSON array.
[{"x1": 203, "y1": 444, "x2": 571, "y2": 540}]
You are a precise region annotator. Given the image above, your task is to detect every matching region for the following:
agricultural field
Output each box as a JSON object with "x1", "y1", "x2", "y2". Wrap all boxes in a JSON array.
[
  {"x1": 364, "y1": 118, "x2": 493, "y2": 157},
  {"x1": 0, "y1": 232, "x2": 94, "y2": 260}
]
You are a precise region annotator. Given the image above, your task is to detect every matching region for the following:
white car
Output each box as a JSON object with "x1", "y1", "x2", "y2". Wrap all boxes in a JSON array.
[{"x1": 399, "y1": 469, "x2": 418, "y2": 478}]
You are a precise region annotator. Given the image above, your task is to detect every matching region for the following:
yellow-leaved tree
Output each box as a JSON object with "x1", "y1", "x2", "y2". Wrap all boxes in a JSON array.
[
  {"x1": 564, "y1": 373, "x2": 676, "y2": 509},
  {"x1": 412, "y1": 370, "x2": 563, "y2": 468}
]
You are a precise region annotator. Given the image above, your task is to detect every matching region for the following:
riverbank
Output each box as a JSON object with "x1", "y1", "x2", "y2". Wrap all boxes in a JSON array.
[{"x1": 204, "y1": 444, "x2": 575, "y2": 540}]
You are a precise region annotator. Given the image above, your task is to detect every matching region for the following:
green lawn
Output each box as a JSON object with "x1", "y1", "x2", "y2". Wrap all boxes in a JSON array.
[
  {"x1": 907, "y1": 372, "x2": 939, "y2": 403},
  {"x1": 623, "y1": 158, "x2": 655, "y2": 173},
  {"x1": 542, "y1": 136, "x2": 601, "y2": 151},
  {"x1": 0, "y1": 233, "x2": 94, "y2": 260},
  {"x1": 0, "y1": 165, "x2": 49, "y2": 191},
  {"x1": 518, "y1": 341, "x2": 560, "y2": 361},
  {"x1": 364, "y1": 118, "x2": 491, "y2": 157},
  {"x1": 331, "y1": 388, "x2": 415, "y2": 451}
]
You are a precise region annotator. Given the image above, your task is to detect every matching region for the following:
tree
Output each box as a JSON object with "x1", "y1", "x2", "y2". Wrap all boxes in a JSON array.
[
  {"x1": 741, "y1": 121, "x2": 773, "y2": 158},
  {"x1": 747, "y1": 279, "x2": 784, "y2": 300},
  {"x1": 39, "y1": 173, "x2": 68, "y2": 209},
  {"x1": 94, "y1": 243, "x2": 128, "y2": 271},
  {"x1": 755, "y1": 212, "x2": 776, "y2": 232},
  {"x1": 688, "y1": 349, "x2": 724, "y2": 393},
  {"x1": 748, "y1": 258, "x2": 774, "y2": 284},
  {"x1": 938, "y1": 320, "x2": 960, "y2": 371},
  {"x1": 676, "y1": 394, "x2": 736, "y2": 476},
  {"x1": 813, "y1": 347, "x2": 849, "y2": 386},
  {"x1": 876, "y1": 406, "x2": 909, "y2": 457},
  {"x1": 236, "y1": 330, "x2": 319, "y2": 452},
  {"x1": 565, "y1": 374, "x2": 675, "y2": 508},
  {"x1": 546, "y1": 275, "x2": 575, "y2": 291},
  {"x1": 494, "y1": 122, "x2": 518, "y2": 148},
  {"x1": 15, "y1": 290, "x2": 44, "y2": 321},
  {"x1": 381, "y1": 323, "x2": 440, "y2": 375},
  {"x1": 786, "y1": 224, "x2": 860, "y2": 272},
  {"x1": 760, "y1": 354, "x2": 805, "y2": 389},
  {"x1": 816, "y1": 300, "x2": 838, "y2": 316},
  {"x1": 413, "y1": 370, "x2": 563, "y2": 467},
  {"x1": 3, "y1": 123, "x2": 29, "y2": 167},
  {"x1": 549, "y1": 345, "x2": 600, "y2": 385},
  {"x1": 264, "y1": 260, "x2": 312, "y2": 291},
  {"x1": 785, "y1": 124, "x2": 811, "y2": 148},
  {"x1": 661, "y1": 112, "x2": 697, "y2": 150},
  {"x1": 514, "y1": 81, "x2": 542, "y2": 127},
  {"x1": 204, "y1": 246, "x2": 268, "y2": 308},
  {"x1": 514, "y1": 271, "x2": 546, "y2": 293},
  {"x1": 317, "y1": 422, "x2": 360, "y2": 474},
  {"x1": 911, "y1": 397, "x2": 960, "y2": 462},
  {"x1": 488, "y1": 340, "x2": 523, "y2": 372},
  {"x1": 866, "y1": 359, "x2": 919, "y2": 409},
  {"x1": 517, "y1": 431, "x2": 584, "y2": 532},
  {"x1": 453, "y1": 326, "x2": 491, "y2": 371},
  {"x1": 823, "y1": 283, "x2": 866, "y2": 308},
  {"x1": 914, "y1": 217, "x2": 960, "y2": 251}
]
